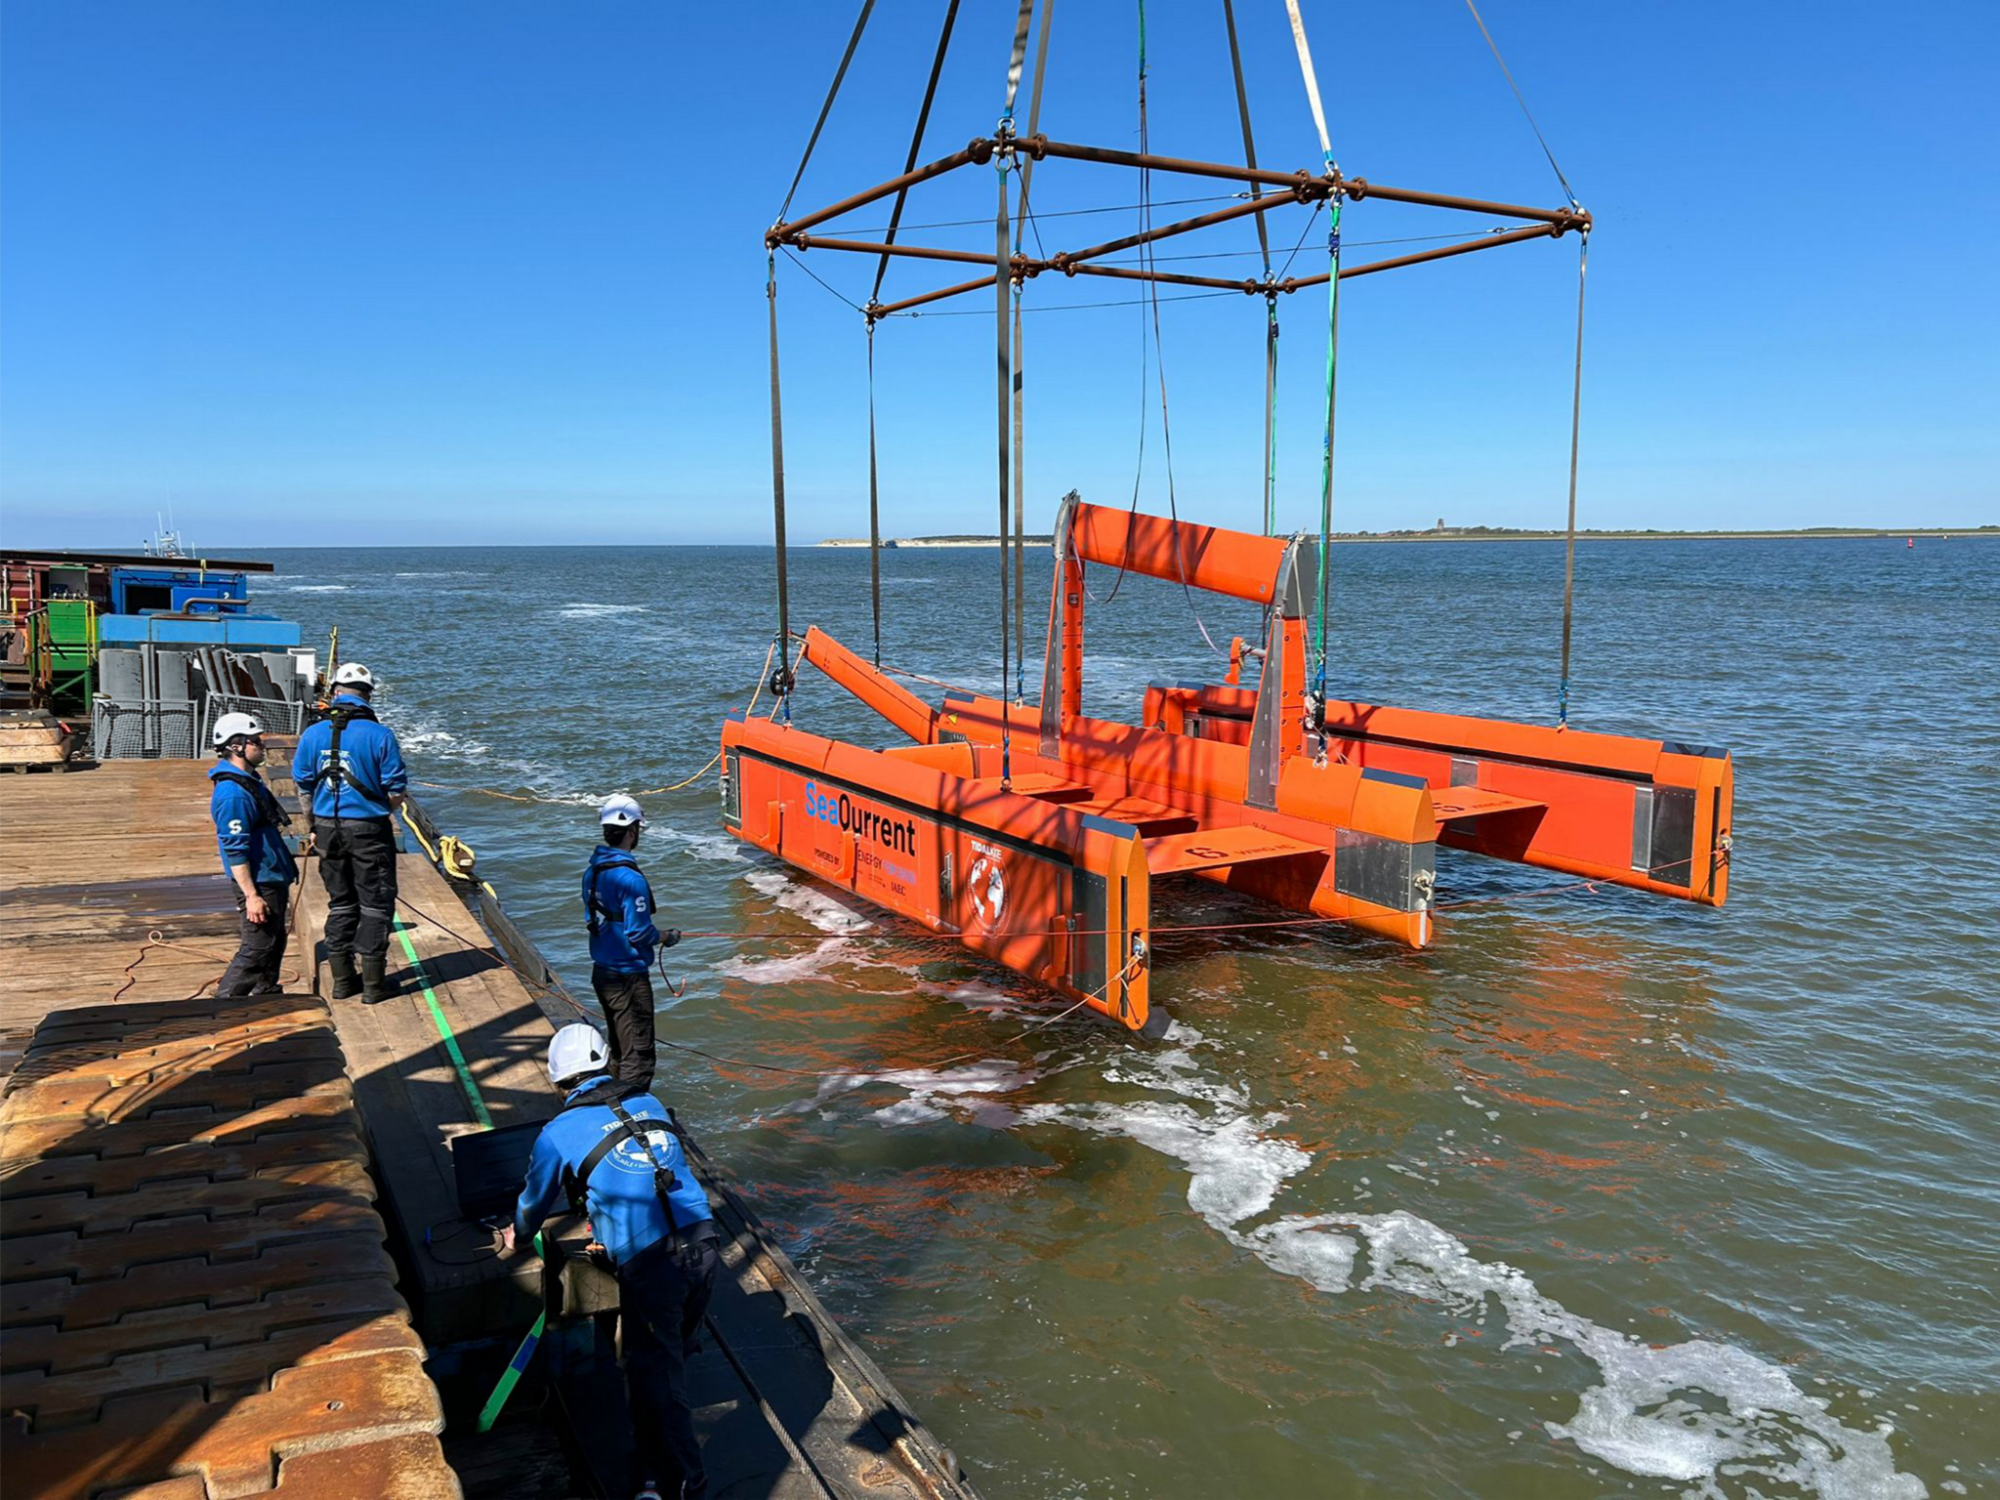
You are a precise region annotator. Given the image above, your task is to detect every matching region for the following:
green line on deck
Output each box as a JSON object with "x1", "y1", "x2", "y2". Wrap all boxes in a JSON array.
[{"x1": 392, "y1": 915, "x2": 494, "y2": 1129}]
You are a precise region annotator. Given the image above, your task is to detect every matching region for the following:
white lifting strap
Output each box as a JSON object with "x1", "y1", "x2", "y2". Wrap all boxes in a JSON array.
[{"x1": 1282, "y1": 0, "x2": 1334, "y2": 165}]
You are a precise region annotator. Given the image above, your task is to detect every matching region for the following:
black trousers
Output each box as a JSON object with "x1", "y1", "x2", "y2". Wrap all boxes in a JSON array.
[
  {"x1": 318, "y1": 817, "x2": 399, "y2": 959},
  {"x1": 218, "y1": 881, "x2": 291, "y2": 997},
  {"x1": 618, "y1": 1233, "x2": 719, "y2": 1497},
  {"x1": 592, "y1": 964, "x2": 657, "y2": 1093}
]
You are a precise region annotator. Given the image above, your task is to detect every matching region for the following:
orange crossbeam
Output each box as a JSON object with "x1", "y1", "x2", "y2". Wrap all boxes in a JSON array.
[{"x1": 1070, "y1": 501, "x2": 1291, "y2": 606}]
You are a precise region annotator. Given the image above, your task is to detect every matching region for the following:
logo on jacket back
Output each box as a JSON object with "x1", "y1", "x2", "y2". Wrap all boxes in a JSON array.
[{"x1": 600, "y1": 1124, "x2": 664, "y2": 1176}]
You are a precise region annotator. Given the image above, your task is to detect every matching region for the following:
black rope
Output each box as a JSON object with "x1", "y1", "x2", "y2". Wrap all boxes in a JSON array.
[
  {"x1": 869, "y1": 0, "x2": 960, "y2": 309},
  {"x1": 780, "y1": 247, "x2": 865, "y2": 313},
  {"x1": 1558, "y1": 231, "x2": 1590, "y2": 727},
  {"x1": 1461, "y1": 0, "x2": 1580, "y2": 210},
  {"x1": 777, "y1": 0, "x2": 877, "y2": 223},
  {"x1": 868, "y1": 322, "x2": 883, "y2": 668}
]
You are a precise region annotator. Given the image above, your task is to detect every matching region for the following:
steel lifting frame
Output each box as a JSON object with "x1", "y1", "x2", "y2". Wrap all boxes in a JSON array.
[{"x1": 764, "y1": 132, "x2": 1591, "y2": 318}]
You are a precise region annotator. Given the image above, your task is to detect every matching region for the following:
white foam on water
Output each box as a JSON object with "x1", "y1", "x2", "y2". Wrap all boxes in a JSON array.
[
  {"x1": 1023, "y1": 1100, "x2": 1309, "y2": 1232},
  {"x1": 864, "y1": 1059, "x2": 1035, "y2": 1128},
  {"x1": 556, "y1": 602, "x2": 649, "y2": 618},
  {"x1": 658, "y1": 829, "x2": 746, "y2": 865},
  {"x1": 742, "y1": 869, "x2": 874, "y2": 934},
  {"x1": 1332, "y1": 1212, "x2": 1925, "y2": 1500},
  {"x1": 393, "y1": 570, "x2": 483, "y2": 578},
  {"x1": 1019, "y1": 1083, "x2": 1925, "y2": 1500},
  {"x1": 284, "y1": 584, "x2": 349, "y2": 592},
  {"x1": 397, "y1": 726, "x2": 493, "y2": 760},
  {"x1": 714, "y1": 936, "x2": 853, "y2": 984}
]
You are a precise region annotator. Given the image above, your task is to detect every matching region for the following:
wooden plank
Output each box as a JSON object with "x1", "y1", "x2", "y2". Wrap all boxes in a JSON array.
[{"x1": 0, "y1": 986, "x2": 457, "y2": 1500}]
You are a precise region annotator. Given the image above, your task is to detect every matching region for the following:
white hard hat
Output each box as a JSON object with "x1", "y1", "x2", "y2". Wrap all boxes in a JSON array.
[
  {"x1": 332, "y1": 662, "x2": 375, "y2": 689},
  {"x1": 211, "y1": 711, "x2": 266, "y2": 748},
  {"x1": 599, "y1": 794, "x2": 646, "y2": 829},
  {"x1": 548, "y1": 1023, "x2": 608, "y2": 1086}
]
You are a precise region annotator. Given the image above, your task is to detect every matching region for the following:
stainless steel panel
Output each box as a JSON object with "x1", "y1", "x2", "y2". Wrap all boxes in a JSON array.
[
  {"x1": 1630, "y1": 786, "x2": 1655, "y2": 873},
  {"x1": 1450, "y1": 756, "x2": 1479, "y2": 787},
  {"x1": 1332, "y1": 829, "x2": 1434, "y2": 912},
  {"x1": 1070, "y1": 869, "x2": 1107, "y2": 995}
]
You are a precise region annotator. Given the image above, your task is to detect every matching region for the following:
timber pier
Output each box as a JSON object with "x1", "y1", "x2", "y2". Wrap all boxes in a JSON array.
[{"x1": 1, "y1": 754, "x2": 980, "y2": 1500}]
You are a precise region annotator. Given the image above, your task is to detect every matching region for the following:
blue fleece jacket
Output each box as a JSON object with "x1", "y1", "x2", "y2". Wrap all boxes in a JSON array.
[
  {"x1": 291, "y1": 693, "x2": 408, "y2": 820},
  {"x1": 208, "y1": 763, "x2": 298, "y2": 888},
  {"x1": 583, "y1": 845, "x2": 660, "y2": 973},
  {"x1": 512, "y1": 1077, "x2": 712, "y2": 1266}
]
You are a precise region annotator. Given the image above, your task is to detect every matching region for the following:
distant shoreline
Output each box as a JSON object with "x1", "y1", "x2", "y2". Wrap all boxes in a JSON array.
[{"x1": 818, "y1": 527, "x2": 1995, "y2": 547}]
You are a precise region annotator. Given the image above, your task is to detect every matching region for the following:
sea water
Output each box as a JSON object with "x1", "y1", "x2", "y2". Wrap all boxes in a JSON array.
[{"x1": 266, "y1": 537, "x2": 1999, "y2": 1498}]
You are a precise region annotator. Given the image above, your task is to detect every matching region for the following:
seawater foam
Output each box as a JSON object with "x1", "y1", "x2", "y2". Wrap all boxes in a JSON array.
[
  {"x1": 796, "y1": 1060, "x2": 1035, "y2": 1128},
  {"x1": 556, "y1": 602, "x2": 649, "y2": 619},
  {"x1": 997, "y1": 1054, "x2": 1923, "y2": 1500},
  {"x1": 741, "y1": 869, "x2": 874, "y2": 935},
  {"x1": 714, "y1": 936, "x2": 855, "y2": 985}
]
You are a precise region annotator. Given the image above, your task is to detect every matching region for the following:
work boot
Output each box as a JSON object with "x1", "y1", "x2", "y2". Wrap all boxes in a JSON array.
[
  {"x1": 359, "y1": 954, "x2": 393, "y2": 1005},
  {"x1": 328, "y1": 951, "x2": 362, "y2": 1000}
]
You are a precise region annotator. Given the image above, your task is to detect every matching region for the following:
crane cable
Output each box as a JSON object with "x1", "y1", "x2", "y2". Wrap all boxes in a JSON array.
[
  {"x1": 993, "y1": 0, "x2": 1035, "y2": 786},
  {"x1": 864, "y1": 0, "x2": 962, "y2": 671},
  {"x1": 1011, "y1": 1, "x2": 1054, "y2": 701},
  {"x1": 1457, "y1": 0, "x2": 1589, "y2": 724},
  {"x1": 1282, "y1": 0, "x2": 1342, "y2": 707},
  {"x1": 1558, "y1": 230, "x2": 1589, "y2": 727},
  {"x1": 1219, "y1": 0, "x2": 1278, "y2": 537}
]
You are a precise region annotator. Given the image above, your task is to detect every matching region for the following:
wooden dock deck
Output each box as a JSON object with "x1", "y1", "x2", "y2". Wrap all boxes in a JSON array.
[{"x1": 1, "y1": 757, "x2": 980, "y2": 1500}]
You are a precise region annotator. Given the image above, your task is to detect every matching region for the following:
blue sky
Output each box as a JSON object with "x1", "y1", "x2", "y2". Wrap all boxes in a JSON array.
[{"x1": 2, "y1": 1, "x2": 1993, "y2": 547}]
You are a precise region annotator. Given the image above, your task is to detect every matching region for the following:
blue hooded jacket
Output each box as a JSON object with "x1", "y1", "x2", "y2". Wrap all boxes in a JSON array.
[
  {"x1": 583, "y1": 844, "x2": 660, "y2": 973},
  {"x1": 512, "y1": 1076, "x2": 712, "y2": 1266},
  {"x1": 291, "y1": 692, "x2": 408, "y2": 820},
  {"x1": 208, "y1": 763, "x2": 299, "y2": 888}
]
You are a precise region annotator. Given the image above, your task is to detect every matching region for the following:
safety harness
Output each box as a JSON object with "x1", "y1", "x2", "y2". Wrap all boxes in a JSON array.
[
  {"x1": 211, "y1": 767, "x2": 293, "y2": 829},
  {"x1": 559, "y1": 1080, "x2": 712, "y2": 1256},
  {"x1": 584, "y1": 855, "x2": 643, "y2": 939},
  {"x1": 317, "y1": 700, "x2": 378, "y2": 798}
]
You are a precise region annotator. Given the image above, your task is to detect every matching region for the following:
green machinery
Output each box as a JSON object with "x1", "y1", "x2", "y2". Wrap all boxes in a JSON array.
[{"x1": 27, "y1": 601, "x2": 97, "y2": 715}]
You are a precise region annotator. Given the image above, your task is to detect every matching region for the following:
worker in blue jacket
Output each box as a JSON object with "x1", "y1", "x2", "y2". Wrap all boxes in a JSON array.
[
  {"x1": 584, "y1": 795, "x2": 680, "y2": 1092},
  {"x1": 505, "y1": 1023, "x2": 719, "y2": 1500},
  {"x1": 291, "y1": 662, "x2": 408, "y2": 1004},
  {"x1": 208, "y1": 710, "x2": 299, "y2": 997}
]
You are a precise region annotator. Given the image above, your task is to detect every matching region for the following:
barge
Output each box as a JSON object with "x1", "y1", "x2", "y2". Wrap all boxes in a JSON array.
[{"x1": 0, "y1": 565, "x2": 982, "y2": 1499}]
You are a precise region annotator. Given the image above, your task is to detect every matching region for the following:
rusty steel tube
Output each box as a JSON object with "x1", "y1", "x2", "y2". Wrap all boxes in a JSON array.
[
  {"x1": 768, "y1": 142, "x2": 987, "y2": 245},
  {"x1": 1024, "y1": 135, "x2": 1326, "y2": 194},
  {"x1": 873, "y1": 272, "x2": 1000, "y2": 317},
  {"x1": 1062, "y1": 262, "x2": 1262, "y2": 294},
  {"x1": 786, "y1": 235, "x2": 1001, "y2": 268},
  {"x1": 1346, "y1": 177, "x2": 1588, "y2": 229},
  {"x1": 1281, "y1": 223, "x2": 1560, "y2": 290},
  {"x1": 1055, "y1": 191, "x2": 1303, "y2": 269}
]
